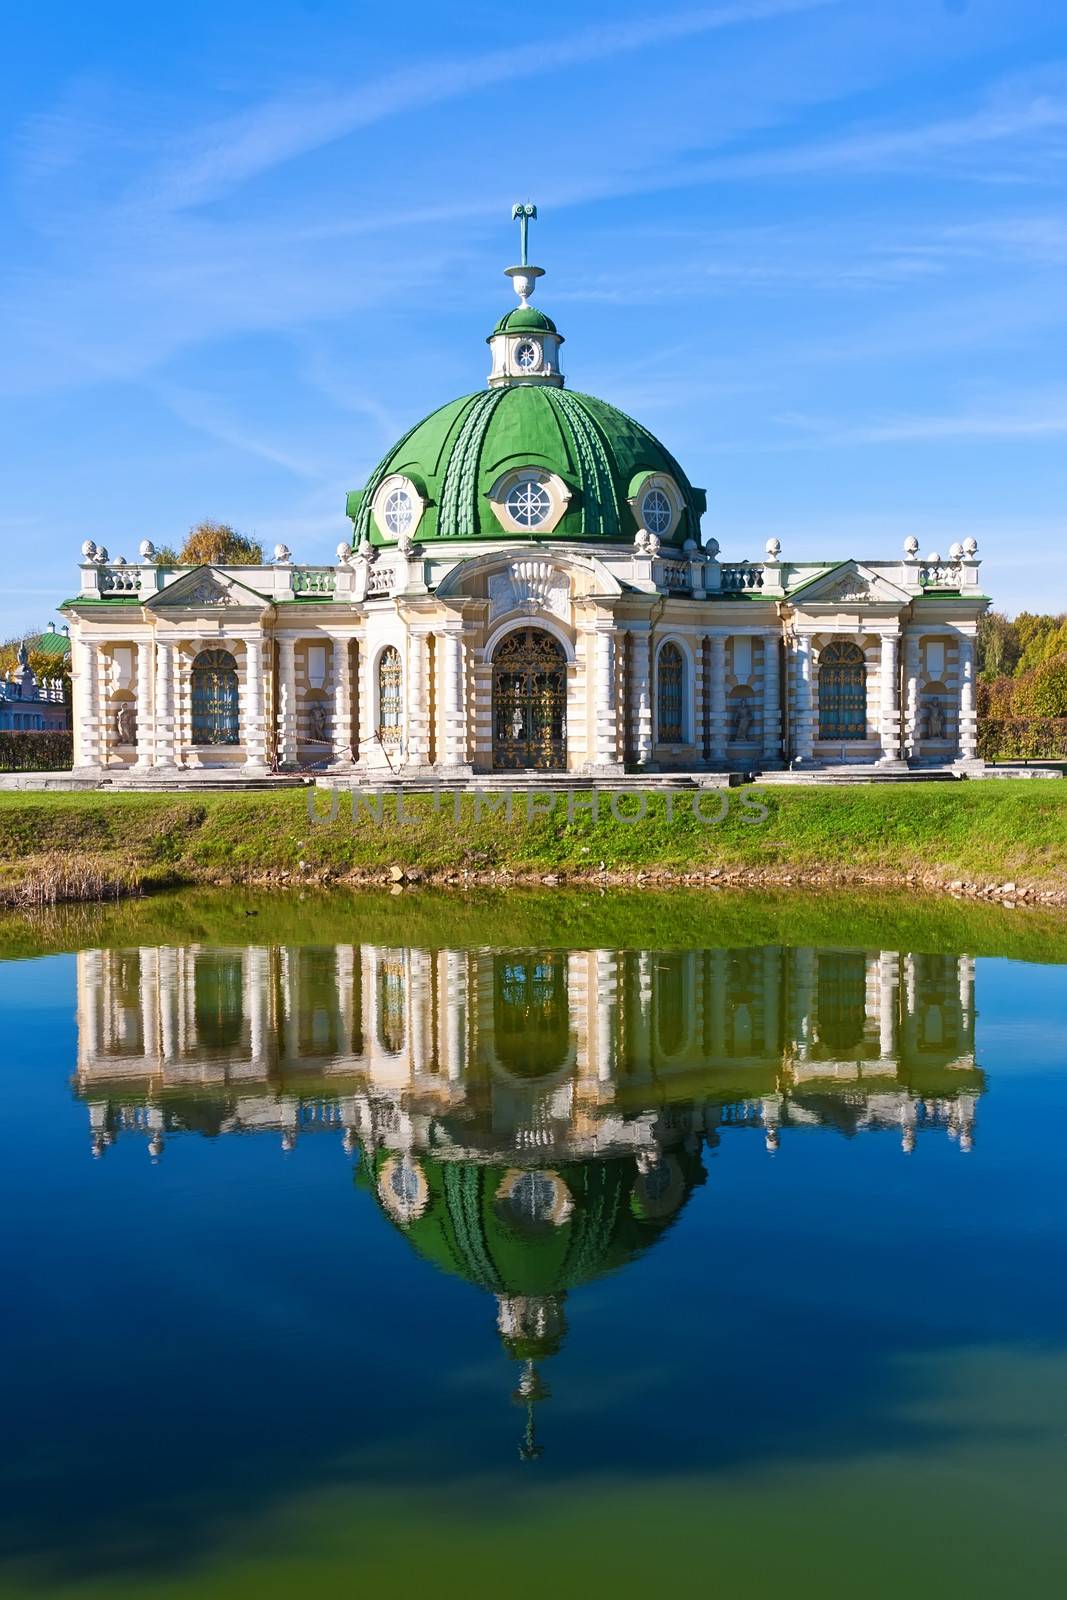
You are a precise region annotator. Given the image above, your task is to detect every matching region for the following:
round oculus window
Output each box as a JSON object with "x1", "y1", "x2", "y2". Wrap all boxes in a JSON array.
[
  {"x1": 505, "y1": 478, "x2": 552, "y2": 529},
  {"x1": 642, "y1": 487, "x2": 673, "y2": 535},
  {"x1": 514, "y1": 340, "x2": 539, "y2": 372},
  {"x1": 383, "y1": 487, "x2": 415, "y2": 537}
]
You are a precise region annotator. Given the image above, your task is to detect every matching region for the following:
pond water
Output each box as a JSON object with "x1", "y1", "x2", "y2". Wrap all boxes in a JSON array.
[{"x1": 0, "y1": 890, "x2": 1065, "y2": 1598}]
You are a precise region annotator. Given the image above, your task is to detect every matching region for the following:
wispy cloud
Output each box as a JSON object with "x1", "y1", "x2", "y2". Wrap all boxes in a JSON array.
[
  {"x1": 138, "y1": 0, "x2": 839, "y2": 212},
  {"x1": 776, "y1": 396, "x2": 1067, "y2": 446}
]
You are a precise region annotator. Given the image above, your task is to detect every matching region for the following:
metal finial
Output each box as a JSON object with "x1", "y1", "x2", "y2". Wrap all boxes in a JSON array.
[{"x1": 511, "y1": 202, "x2": 538, "y2": 268}]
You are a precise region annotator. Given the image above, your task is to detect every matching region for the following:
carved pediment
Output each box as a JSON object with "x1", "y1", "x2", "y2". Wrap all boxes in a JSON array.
[
  {"x1": 146, "y1": 566, "x2": 268, "y2": 612},
  {"x1": 792, "y1": 562, "x2": 908, "y2": 608},
  {"x1": 488, "y1": 560, "x2": 570, "y2": 622},
  {"x1": 823, "y1": 574, "x2": 871, "y2": 602}
]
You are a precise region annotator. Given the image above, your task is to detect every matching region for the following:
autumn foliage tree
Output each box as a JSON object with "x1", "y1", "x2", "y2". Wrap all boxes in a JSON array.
[{"x1": 178, "y1": 521, "x2": 263, "y2": 566}]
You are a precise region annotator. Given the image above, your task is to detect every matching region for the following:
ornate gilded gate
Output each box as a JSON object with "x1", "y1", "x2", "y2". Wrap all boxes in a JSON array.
[
  {"x1": 190, "y1": 649, "x2": 239, "y2": 745},
  {"x1": 491, "y1": 628, "x2": 567, "y2": 770}
]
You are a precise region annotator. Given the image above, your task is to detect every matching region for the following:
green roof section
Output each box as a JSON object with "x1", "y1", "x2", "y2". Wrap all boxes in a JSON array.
[
  {"x1": 32, "y1": 627, "x2": 71, "y2": 657},
  {"x1": 490, "y1": 306, "x2": 559, "y2": 336},
  {"x1": 348, "y1": 385, "x2": 706, "y2": 549}
]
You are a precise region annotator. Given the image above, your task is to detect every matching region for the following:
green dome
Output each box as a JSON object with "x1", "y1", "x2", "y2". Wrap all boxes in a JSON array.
[
  {"x1": 358, "y1": 1150, "x2": 702, "y2": 1301},
  {"x1": 491, "y1": 306, "x2": 558, "y2": 335},
  {"x1": 347, "y1": 385, "x2": 707, "y2": 548}
]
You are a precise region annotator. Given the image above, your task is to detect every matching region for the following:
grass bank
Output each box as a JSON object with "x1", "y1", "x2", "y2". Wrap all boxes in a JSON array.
[
  {"x1": 3, "y1": 883, "x2": 1066, "y2": 965},
  {"x1": 0, "y1": 781, "x2": 1064, "y2": 907}
]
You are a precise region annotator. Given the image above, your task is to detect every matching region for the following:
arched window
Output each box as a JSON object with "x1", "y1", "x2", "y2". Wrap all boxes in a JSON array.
[
  {"x1": 377, "y1": 647, "x2": 403, "y2": 749},
  {"x1": 819, "y1": 641, "x2": 867, "y2": 740},
  {"x1": 657, "y1": 642, "x2": 685, "y2": 743},
  {"x1": 190, "y1": 648, "x2": 239, "y2": 745}
]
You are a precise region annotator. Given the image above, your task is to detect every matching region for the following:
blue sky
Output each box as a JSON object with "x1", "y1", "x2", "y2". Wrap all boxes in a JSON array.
[{"x1": 2, "y1": 0, "x2": 1065, "y2": 635}]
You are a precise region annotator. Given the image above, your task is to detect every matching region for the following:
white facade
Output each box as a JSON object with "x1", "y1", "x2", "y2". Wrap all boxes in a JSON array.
[{"x1": 62, "y1": 538, "x2": 988, "y2": 777}]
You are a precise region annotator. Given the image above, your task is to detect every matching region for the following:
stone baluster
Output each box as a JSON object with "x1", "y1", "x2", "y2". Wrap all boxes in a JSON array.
[
  {"x1": 134, "y1": 640, "x2": 154, "y2": 769},
  {"x1": 903, "y1": 633, "x2": 921, "y2": 764},
  {"x1": 153, "y1": 641, "x2": 176, "y2": 768},
  {"x1": 406, "y1": 632, "x2": 430, "y2": 767},
  {"x1": 792, "y1": 636, "x2": 814, "y2": 766},
  {"x1": 879, "y1": 632, "x2": 901, "y2": 764},
  {"x1": 243, "y1": 635, "x2": 268, "y2": 771},
  {"x1": 957, "y1": 634, "x2": 977, "y2": 763},
  {"x1": 331, "y1": 637, "x2": 354, "y2": 766},
  {"x1": 76, "y1": 637, "x2": 103, "y2": 769},
  {"x1": 630, "y1": 629, "x2": 653, "y2": 766},
  {"x1": 708, "y1": 636, "x2": 727, "y2": 764},
  {"x1": 592, "y1": 627, "x2": 618, "y2": 769},
  {"x1": 440, "y1": 629, "x2": 467, "y2": 769},
  {"x1": 761, "y1": 632, "x2": 781, "y2": 768},
  {"x1": 277, "y1": 637, "x2": 298, "y2": 768}
]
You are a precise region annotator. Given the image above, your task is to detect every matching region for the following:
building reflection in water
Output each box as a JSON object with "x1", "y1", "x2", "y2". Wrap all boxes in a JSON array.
[{"x1": 75, "y1": 939, "x2": 983, "y2": 1456}]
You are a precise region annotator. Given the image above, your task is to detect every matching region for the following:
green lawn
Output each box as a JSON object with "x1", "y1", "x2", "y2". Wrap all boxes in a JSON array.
[{"x1": 0, "y1": 780, "x2": 1064, "y2": 905}]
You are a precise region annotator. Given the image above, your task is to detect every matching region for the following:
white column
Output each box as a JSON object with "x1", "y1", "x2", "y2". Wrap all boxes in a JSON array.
[
  {"x1": 709, "y1": 636, "x2": 727, "y2": 763},
  {"x1": 444, "y1": 950, "x2": 467, "y2": 1081},
  {"x1": 153, "y1": 641, "x2": 176, "y2": 769},
  {"x1": 243, "y1": 635, "x2": 268, "y2": 771},
  {"x1": 761, "y1": 633, "x2": 782, "y2": 768},
  {"x1": 903, "y1": 632, "x2": 921, "y2": 764},
  {"x1": 957, "y1": 634, "x2": 978, "y2": 763},
  {"x1": 277, "y1": 637, "x2": 298, "y2": 768},
  {"x1": 248, "y1": 946, "x2": 270, "y2": 1069},
  {"x1": 439, "y1": 629, "x2": 467, "y2": 769},
  {"x1": 133, "y1": 640, "x2": 154, "y2": 769},
  {"x1": 879, "y1": 632, "x2": 900, "y2": 763},
  {"x1": 592, "y1": 627, "x2": 619, "y2": 769},
  {"x1": 879, "y1": 950, "x2": 899, "y2": 1064},
  {"x1": 76, "y1": 637, "x2": 103, "y2": 768},
  {"x1": 331, "y1": 637, "x2": 354, "y2": 766},
  {"x1": 630, "y1": 629, "x2": 653, "y2": 766},
  {"x1": 595, "y1": 950, "x2": 618, "y2": 1084},
  {"x1": 792, "y1": 636, "x2": 814, "y2": 765},
  {"x1": 406, "y1": 632, "x2": 430, "y2": 767}
]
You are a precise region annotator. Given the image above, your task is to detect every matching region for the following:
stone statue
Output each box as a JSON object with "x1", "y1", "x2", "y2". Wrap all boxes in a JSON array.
[
  {"x1": 308, "y1": 702, "x2": 329, "y2": 743},
  {"x1": 114, "y1": 703, "x2": 137, "y2": 745},
  {"x1": 732, "y1": 699, "x2": 754, "y2": 741},
  {"x1": 924, "y1": 698, "x2": 946, "y2": 740}
]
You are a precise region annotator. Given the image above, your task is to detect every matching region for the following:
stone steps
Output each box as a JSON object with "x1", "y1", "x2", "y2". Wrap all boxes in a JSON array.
[{"x1": 756, "y1": 767, "x2": 959, "y2": 785}]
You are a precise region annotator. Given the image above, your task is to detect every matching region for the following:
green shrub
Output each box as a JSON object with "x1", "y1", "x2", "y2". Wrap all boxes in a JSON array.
[{"x1": 0, "y1": 731, "x2": 73, "y2": 771}]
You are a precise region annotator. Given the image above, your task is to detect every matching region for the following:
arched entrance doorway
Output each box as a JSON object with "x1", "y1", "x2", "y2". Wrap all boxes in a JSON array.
[{"x1": 492, "y1": 627, "x2": 567, "y2": 770}]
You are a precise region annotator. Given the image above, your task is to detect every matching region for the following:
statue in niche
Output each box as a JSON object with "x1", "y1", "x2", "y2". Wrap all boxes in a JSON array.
[
  {"x1": 114, "y1": 702, "x2": 137, "y2": 745},
  {"x1": 731, "y1": 699, "x2": 754, "y2": 741},
  {"x1": 923, "y1": 698, "x2": 946, "y2": 740},
  {"x1": 308, "y1": 701, "x2": 329, "y2": 743}
]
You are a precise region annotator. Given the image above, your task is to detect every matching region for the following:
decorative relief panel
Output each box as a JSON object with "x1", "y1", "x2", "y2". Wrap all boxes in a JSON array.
[{"x1": 488, "y1": 560, "x2": 570, "y2": 622}]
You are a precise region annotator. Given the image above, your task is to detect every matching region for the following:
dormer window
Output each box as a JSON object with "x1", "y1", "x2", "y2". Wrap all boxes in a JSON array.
[
  {"x1": 629, "y1": 472, "x2": 683, "y2": 540},
  {"x1": 642, "y1": 487, "x2": 673, "y2": 535},
  {"x1": 488, "y1": 467, "x2": 572, "y2": 534},
  {"x1": 506, "y1": 478, "x2": 552, "y2": 528},
  {"x1": 383, "y1": 487, "x2": 414, "y2": 536},
  {"x1": 371, "y1": 473, "x2": 426, "y2": 542}
]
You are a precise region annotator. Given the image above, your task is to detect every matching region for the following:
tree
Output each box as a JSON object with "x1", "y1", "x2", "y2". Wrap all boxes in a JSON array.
[{"x1": 179, "y1": 521, "x2": 263, "y2": 566}]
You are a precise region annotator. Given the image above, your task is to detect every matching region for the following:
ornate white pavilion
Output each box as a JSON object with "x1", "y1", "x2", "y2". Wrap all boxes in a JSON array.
[{"x1": 62, "y1": 215, "x2": 989, "y2": 779}]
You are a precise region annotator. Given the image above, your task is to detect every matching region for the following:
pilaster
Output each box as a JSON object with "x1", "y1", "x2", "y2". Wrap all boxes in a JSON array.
[
  {"x1": 708, "y1": 635, "x2": 727, "y2": 764},
  {"x1": 761, "y1": 632, "x2": 782, "y2": 768},
  {"x1": 133, "y1": 640, "x2": 154, "y2": 769}
]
